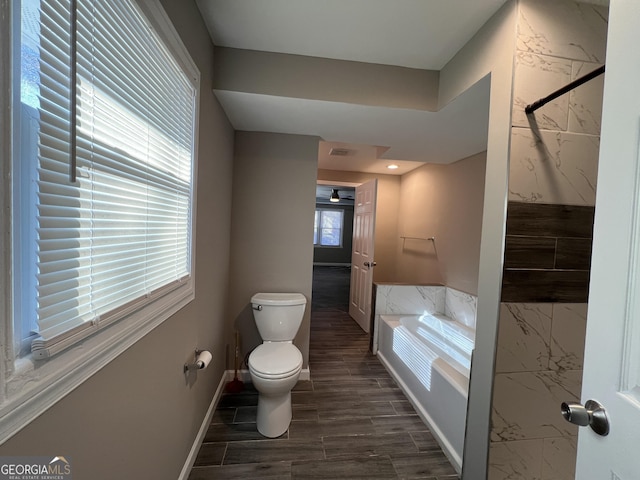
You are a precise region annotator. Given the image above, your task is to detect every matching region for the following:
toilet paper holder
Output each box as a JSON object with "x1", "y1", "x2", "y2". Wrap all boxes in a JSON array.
[{"x1": 184, "y1": 349, "x2": 212, "y2": 373}]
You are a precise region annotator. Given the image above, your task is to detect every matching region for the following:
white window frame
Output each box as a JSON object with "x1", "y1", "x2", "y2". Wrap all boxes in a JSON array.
[
  {"x1": 0, "y1": 0, "x2": 199, "y2": 443},
  {"x1": 314, "y1": 208, "x2": 345, "y2": 248}
]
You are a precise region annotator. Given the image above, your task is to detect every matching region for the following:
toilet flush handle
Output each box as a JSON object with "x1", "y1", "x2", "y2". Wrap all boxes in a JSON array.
[{"x1": 252, "y1": 304, "x2": 263, "y2": 311}]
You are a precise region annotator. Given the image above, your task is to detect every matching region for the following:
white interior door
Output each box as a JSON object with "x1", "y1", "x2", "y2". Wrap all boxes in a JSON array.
[
  {"x1": 575, "y1": 1, "x2": 640, "y2": 477},
  {"x1": 349, "y1": 179, "x2": 377, "y2": 332}
]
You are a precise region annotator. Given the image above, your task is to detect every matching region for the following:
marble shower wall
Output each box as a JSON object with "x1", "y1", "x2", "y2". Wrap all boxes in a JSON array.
[
  {"x1": 490, "y1": 303, "x2": 587, "y2": 479},
  {"x1": 510, "y1": 0, "x2": 606, "y2": 206},
  {"x1": 489, "y1": 1, "x2": 607, "y2": 479}
]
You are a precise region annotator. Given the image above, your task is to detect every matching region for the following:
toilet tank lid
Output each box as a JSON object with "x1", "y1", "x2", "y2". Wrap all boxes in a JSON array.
[{"x1": 251, "y1": 293, "x2": 307, "y2": 306}]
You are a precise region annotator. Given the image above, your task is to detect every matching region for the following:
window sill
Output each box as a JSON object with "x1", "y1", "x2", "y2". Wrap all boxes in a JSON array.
[{"x1": 0, "y1": 281, "x2": 194, "y2": 444}]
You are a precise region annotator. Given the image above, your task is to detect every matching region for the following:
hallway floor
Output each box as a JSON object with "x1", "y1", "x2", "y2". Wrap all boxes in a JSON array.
[{"x1": 188, "y1": 266, "x2": 459, "y2": 479}]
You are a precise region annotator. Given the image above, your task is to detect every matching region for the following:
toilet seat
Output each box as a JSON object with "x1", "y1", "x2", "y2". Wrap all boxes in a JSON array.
[{"x1": 249, "y1": 343, "x2": 302, "y2": 379}]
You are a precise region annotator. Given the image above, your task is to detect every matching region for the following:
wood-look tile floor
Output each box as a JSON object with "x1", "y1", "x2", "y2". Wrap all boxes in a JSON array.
[{"x1": 188, "y1": 267, "x2": 459, "y2": 479}]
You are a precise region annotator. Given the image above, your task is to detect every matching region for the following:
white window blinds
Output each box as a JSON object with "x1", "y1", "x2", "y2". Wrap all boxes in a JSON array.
[{"x1": 30, "y1": 0, "x2": 197, "y2": 358}]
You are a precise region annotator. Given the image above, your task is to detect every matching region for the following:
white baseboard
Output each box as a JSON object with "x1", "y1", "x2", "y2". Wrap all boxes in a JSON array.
[
  {"x1": 177, "y1": 372, "x2": 229, "y2": 480},
  {"x1": 178, "y1": 367, "x2": 312, "y2": 479}
]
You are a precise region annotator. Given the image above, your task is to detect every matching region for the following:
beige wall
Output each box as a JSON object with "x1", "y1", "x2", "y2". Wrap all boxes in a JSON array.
[
  {"x1": 228, "y1": 132, "x2": 320, "y2": 368},
  {"x1": 0, "y1": 2, "x2": 236, "y2": 479},
  {"x1": 317, "y1": 169, "x2": 401, "y2": 283},
  {"x1": 396, "y1": 152, "x2": 486, "y2": 294}
]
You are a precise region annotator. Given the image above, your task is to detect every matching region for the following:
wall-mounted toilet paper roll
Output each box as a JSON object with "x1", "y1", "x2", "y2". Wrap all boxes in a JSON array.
[{"x1": 196, "y1": 350, "x2": 212, "y2": 369}]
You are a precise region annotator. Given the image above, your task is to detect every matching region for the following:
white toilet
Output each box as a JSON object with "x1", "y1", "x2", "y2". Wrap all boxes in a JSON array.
[{"x1": 248, "y1": 292, "x2": 306, "y2": 438}]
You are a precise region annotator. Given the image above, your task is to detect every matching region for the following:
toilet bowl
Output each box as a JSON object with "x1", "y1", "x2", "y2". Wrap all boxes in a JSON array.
[
  {"x1": 248, "y1": 293, "x2": 306, "y2": 438},
  {"x1": 249, "y1": 342, "x2": 303, "y2": 437}
]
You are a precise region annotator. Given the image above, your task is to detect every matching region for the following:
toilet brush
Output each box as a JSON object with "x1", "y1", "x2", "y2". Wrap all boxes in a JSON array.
[{"x1": 226, "y1": 331, "x2": 244, "y2": 393}]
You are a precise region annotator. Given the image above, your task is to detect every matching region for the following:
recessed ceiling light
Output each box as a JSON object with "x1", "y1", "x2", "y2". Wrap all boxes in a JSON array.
[{"x1": 387, "y1": 164, "x2": 399, "y2": 170}]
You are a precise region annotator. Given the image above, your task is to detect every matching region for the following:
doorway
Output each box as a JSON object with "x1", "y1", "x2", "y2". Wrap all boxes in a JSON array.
[{"x1": 312, "y1": 181, "x2": 358, "y2": 320}]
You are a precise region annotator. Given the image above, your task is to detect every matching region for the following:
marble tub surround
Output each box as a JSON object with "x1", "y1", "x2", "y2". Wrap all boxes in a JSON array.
[
  {"x1": 444, "y1": 288, "x2": 477, "y2": 330},
  {"x1": 374, "y1": 284, "x2": 445, "y2": 317},
  {"x1": 374, "y1": 284, "x2": 477, "y2": 334}
]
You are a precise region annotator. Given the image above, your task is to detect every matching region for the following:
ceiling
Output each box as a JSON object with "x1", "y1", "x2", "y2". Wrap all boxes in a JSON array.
[
  {"x1": 196, "y1": 0, "x2": 509, "y2": 70},
  {"x1": 196, "y1": 0, "x2": 509, "y2": 174}
]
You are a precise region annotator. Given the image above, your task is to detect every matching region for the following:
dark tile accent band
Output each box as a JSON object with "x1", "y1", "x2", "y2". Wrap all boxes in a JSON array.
[
  {"x1": 556, "y1": 238, "x2": 593, "y2": 270},
  {"x1": 503, "y1": 202, "x2": 595, "y2": 303},
  {"x1": 504, "y1": 236, "x2": 556, "y2": 269},
  {"x1": 501, "y1": 269, "x2": 590, "y2": 303},
  {"x1": 506, "y1": 202, "x2": 595, "y2": 238}
]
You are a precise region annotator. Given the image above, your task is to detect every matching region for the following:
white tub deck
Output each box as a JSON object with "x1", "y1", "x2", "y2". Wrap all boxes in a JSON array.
[{"x1": 376, "y1": 313, "x2": 475, "y2": 473}]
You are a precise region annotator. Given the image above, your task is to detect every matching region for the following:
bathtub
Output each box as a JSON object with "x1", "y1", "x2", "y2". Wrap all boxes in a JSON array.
[{"x1": 376, "y1": 313, "x2": 475, "y2": 473}]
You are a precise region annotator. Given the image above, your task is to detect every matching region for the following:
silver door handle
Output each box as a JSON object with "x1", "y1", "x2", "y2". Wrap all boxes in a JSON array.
[
  {"x1": 363, "y1": 261, "x2": 377, "y2": 268},
  {"x1": 561, "y1": 399, "x2": 609, "y2": 436}
]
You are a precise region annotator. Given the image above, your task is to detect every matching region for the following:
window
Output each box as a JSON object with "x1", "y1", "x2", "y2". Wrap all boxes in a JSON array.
[
  {"x1": 314, "y1": 209, "x2": 344, "y2": 247},
  {"x1": 1, "y1": 0, "x2": 198, "y2": 442},
  {"x1": 13, "y1": 0, "x2": 198, "y2": 359}
]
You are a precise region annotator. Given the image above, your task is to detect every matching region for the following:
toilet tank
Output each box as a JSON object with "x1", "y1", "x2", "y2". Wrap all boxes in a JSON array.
[{"x1": 251, "y1": 293, "x2": 307, "y2": 341}]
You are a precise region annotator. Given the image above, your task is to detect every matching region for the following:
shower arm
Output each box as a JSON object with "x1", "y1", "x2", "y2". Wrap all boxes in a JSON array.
[{"x1": 525, "y1": 65, "x2": 605, "y2": 115}]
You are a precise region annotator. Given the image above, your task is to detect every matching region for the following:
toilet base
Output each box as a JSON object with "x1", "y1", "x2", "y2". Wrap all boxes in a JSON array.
[{"x1": 256, "y1": 391, "x2": 292, "y2": 438}]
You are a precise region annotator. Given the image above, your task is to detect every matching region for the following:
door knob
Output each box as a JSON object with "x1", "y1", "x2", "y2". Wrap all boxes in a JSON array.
[
  {"x1": 364, "y1": 261, "x2": 377, "y2": 267},
  {"x1": 561, "y1": 399, "x2": 609, "y2": 436}
]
